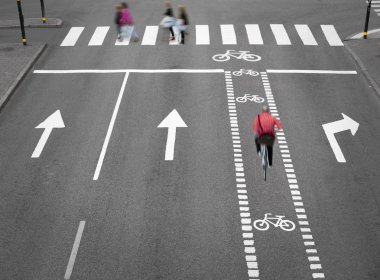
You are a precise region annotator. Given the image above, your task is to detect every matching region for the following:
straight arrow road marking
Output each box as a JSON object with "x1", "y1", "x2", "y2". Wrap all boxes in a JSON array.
[
  {"x1": 322, "y1": 113, "x2": 359, "y2": 163},
  {"x1": 158, "y1": 109, "x2": 187, "y2": 161},
  {"x1": 31, "y1": 110, "x2": 65, "y2": 158}
]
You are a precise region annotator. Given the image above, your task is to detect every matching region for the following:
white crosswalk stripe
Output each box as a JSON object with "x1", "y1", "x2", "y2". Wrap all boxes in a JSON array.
[
  {"x1": 321, "y1": 25, "x2": 344, "y2": 46},
  {"x1": 141, "y1": 26, "x2": 158, "y2": 45},
  {"x1": 245, "y1": 24, "x2": 263, "y2": 45},
  {"x1": 295, "y1": 24, "x2": 318, "y2": 45},
  {"x1": 365, "y1": 0, "x2": 380, "y2": 16},
  {"x1": 270, "y1": 24, "x2": 291, "y2": 45},
  {"x1": 60, "y1": 24, "x2": 344, "y2": 47},
  {"x1": 196, "y1": 25, "x2": 210, "y2": 45},
  {"x1": 88, "y1": 26, "x2": 110, "y2": 46},
  {"x1": 220, "y1": 24, "x2": 237, "y2": 45},
  {"x1": 61, "y1": 27, "x2": 84, "y2": 46}
]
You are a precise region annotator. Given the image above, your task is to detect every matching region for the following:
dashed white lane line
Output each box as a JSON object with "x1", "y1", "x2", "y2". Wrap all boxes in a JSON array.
[
  {"x1": 224, "y1": 71, "x2": 260, "y2": 280},
  {"x1": 221, "y1": 24, "x2": 237, "y2": 44},
  {"x1": 270, "y1": 24, "x2": 291, "y2": 45},
  {"x1": 64, "y1": 221, "x2": 86, "y2": 279},
  {"x1": 93, "y1": 72, "x2": 130, "y2": 180},
  {"x1": 321, "y1": 25, "x2": 344, "y2": 46},
  {"x1": 260, "y1": 72, "x2": 325, "y2": 279},
  {"x1": 245, "y1": 24, "x2": 264, "y2": 45},
  {"x1": 141, "y1": 26, "x2": 159, "y2": 45},
  {"x1": 196, "y1": 25, "x2": 210, "y2": 45}
]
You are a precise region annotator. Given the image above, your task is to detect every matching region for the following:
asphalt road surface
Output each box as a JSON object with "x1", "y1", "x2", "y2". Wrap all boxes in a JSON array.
[{"x1": 1, "y1": 0, "x2": 380, "y2": 279}]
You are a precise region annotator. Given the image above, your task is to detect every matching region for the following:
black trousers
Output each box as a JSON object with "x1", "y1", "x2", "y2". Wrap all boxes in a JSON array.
[
  {"x1": 169, "y1": 27, "x2": 174, "y2": 36},
  {"x1": 255, "y1": 136, "x2": 274, "y2": 166},
  {"x1": 180, "y1": 31, "x2": 185, "y2": 43}
]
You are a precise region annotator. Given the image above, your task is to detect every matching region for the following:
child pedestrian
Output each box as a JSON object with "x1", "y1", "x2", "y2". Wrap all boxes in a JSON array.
[
  {"x1": 115, "y1": 4, "x2": 123, "y2": 40},
  {"x1": 177, "y1": 5, "x2": 189, "y2": 44},
  {"x1": 119, "y1": 2, "x2": 139, "y2": 42},
  {"x1": 162, "y1": 1, "x2": 176, "y2": 41}
]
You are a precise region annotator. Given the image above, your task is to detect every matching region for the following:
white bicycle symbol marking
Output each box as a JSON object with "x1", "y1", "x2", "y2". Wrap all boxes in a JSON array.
[
  {"x1": 253, "y1": 213, "x2": 296, "y2": 231},
  {"x1": 236, "y1": 94, "x2": 265, "y2": 103},
  {"x1": 212, "y1": 50, "x2": 261, "y2": 62},
  {"x1": 233, "y1": 69, "x2": 260, "y2": 76}
]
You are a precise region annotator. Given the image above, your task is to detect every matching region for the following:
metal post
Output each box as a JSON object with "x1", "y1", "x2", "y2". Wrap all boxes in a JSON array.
[
  {"x1": 40, "y1": 0, "x2": 46, "y2": 23},
  {"x1": 16, "y1": 0, "x2": 27, "y2": 45},
  {"x1": 364, "y1": 0, "x2": 372, "y2": 39}
]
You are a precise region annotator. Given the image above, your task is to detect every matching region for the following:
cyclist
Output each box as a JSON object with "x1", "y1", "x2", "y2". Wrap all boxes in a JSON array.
[{"x1": 253, "y1": 105, "x2": 283, "y2": 167}]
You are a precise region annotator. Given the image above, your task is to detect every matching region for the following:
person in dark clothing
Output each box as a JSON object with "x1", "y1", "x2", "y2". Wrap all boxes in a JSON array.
[
  {"x1": 177, "y1": 5, "x2": 189, "y2": 44},
  {"x1": 163, "y1": 1, "x2": 175, "y2": 40},
  {"x1": 115, "y1": 4, "x2": 123, "y2": 40}
]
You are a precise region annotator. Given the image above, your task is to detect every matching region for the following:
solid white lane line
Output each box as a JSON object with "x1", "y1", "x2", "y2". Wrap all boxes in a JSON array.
[
  {"x1": 245, "y1": 24, "x2": 263, "y2": 45},
  {"x1": 267, "y1": 69, "x2": 357, "y2": 74},
  {"x1": 93, "y1": 72, "x2": 129, "y2": 180},
  {"x1": 88, "y1": 26, "x2": 110, "y2": 46},
  {"x1": 34, "y1": 69, "x2": 225, "y2": 74},
  {"x1": 295, "y1": 24, "x2": 318, "y2": 45},
  {"x1": 64, "y1": 221, "x2": 86, "y2": 279},
  {"x1": 196, "y1": 25, "x2": 210, "y2": 45},
  {"x1": 321, "y1": 25, "x2": 344, "y2": 46},
  {"x1": 220, "y1": 24, "x2": 237, "y2": 44},
  {"x1": 141, "y1": 26, "x2": 158, "y2": 45},
  {"x1": 61, "y1": 27, "x2": 85, "y2": 46},
  {"x1": 270, "y1": 24, "x2": 291, "y2": 45}
]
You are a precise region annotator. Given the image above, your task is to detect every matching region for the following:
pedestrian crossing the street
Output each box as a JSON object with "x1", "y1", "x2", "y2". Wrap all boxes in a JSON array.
[{"x1": 60, "y1": 24, "x2": 344, "y2": 47}]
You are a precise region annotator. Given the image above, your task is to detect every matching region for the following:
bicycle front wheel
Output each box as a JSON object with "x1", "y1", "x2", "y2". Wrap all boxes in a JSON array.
[
  {"x1": 280, "y1": 220, "x2": 296, "y2": 231},
  {"x1": 212, "y1": 54, "x2": 230, "y2": 62},
  {"x1": 254, "y1": 97, "x2": 265, "y2": 103},
  {"x1": 244, "y1": 54, "x2": 262, "y2": 62}
]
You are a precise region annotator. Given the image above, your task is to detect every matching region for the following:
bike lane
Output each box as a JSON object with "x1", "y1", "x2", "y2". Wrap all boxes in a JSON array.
[{"x1": 224, "y1": 44, "x2": 380, "y2": 279}]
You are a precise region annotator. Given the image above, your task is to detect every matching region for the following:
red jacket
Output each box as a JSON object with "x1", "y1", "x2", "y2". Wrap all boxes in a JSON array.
[{"x1": 253, "y1": 112, "x2": 283, "y2": 137}]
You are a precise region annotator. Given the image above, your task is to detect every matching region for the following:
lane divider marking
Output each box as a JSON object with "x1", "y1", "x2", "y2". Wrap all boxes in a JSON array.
[
  {"x1": 260, "y1": 72, "x2": 325, "y2": 279},
  {"x1": 224, "y1": 71, "x2": 260, "y2": 280},
  {"x1": 64, "y1": 221, "x2": 86, "y2": 279}
]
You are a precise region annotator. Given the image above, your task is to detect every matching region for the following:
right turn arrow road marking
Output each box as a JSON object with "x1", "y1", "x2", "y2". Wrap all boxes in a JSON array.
[
  {"x1": 158, "y1": 109, "x2": 187, "y2": 161},
  {"x1": 322, "y1": 113, "x2": 359, "y2": 163}
]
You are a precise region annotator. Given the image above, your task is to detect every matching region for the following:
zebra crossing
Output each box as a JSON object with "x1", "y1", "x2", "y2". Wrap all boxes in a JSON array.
[
  {"x1": 366, "y1": 0, "x2": 380, "y2": 16},
  {"x1": 60, "y1": 24, "x2": 344, "y2": 47}
]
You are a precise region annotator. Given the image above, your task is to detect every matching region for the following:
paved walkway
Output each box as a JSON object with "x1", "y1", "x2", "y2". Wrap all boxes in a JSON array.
[{"x1": 0, "y1": 43, "x2": 46, "y2": 111}]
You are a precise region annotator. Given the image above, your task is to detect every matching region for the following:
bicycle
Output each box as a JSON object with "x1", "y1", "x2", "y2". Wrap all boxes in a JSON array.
[
  {"x1": 236, "y1": 94, "x2": 265, "y2": 103},
  {"x1": 253, "y1": 213, "x2": 296, "y2": 231},
  {"x1": 232, "y1": 69, "x2": 260, "y2": 76},
  {"x1": 212, "y1": 50, "x2": 261, "y2": 62},
  {"x1": 260, "y1": 143, "x2": 269, "y2": 181}
]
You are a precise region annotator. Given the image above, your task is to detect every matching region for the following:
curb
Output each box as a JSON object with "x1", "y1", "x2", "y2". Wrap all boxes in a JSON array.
[
  {"x1": 0, "y1": 43, "x2": 47, "y2": 113},
  {"x1": 344, "y1": 43, "x2": 380, "y2": 99},
  {"x1": 0, "y1": 18, "x2": 62, "y2": 29}
]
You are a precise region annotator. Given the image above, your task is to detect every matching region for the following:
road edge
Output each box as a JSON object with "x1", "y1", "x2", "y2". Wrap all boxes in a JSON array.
[
  {"x1": 0, "y1": 43, "x2": 47, "y2": 113},
  {"x1": 344, "y1": 43, "x2": 380, "y2": 98}
]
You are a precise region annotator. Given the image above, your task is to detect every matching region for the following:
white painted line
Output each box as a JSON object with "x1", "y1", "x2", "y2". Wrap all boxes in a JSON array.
[
  {"x1": 61, "y1": 27, "x2": 84, "y2": 46},
  {"x1": 295, "y1": 24, "x2": 318, "y2": 45},
  {"x1": 88, "y1": 26, "x2": 109, "y2": 46},
  {"x1": 312, "y1": 273, "x2": 325, "y2": 278},
  {"x1": 308, "y1": 256, "x2": 320, "y2": 262},
  {"x1": 93, "y1": 72, "x2": 129, "y2": 180},
  {"x1": 321, "y1": 25, "x2": 344, "y2": 46},
  {"x1": 196, "y1": 25, "x2": 210, "y2": 45},
  {"x1": 64, "y1": 221, "x2": 86, "y2": 279},
  {"x1": 311, "y1": 264, "x2": 322, "y2": 270},
  {"x1": 141, "y1": 26, "x2": 158, "y2": 45},
  {"x1": 220, "y1": 24, "x2": 237, "y2": 44},
  {"x1": 350, "y1": 28, "x2": 380, "y2": 39},
  {"x1": 266, "y1": 69, "x2": 357, "y2": 74},
  {"x1": 270, "y1": 24, "x2": 291, "y2": 45},
  {"x1": 375, "y1": 9, "x2": 380, "y2": 12},
  {"x1": 34, "y1": 69, "x2": 225, "y2": 74},
  {"x1": 245, "y1": 24, "x2": 263, "y2": 45}
]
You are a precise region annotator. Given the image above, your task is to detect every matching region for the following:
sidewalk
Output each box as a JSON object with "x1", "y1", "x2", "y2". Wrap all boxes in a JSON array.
[
  {"x1": 345, "y1": 29, "x2": 380, "y2": 97},
  {"x1": 0, "y1": 43, "x2": 46, "y2": 112},
  {"x1": 0, "y1": 18, "x2": 62, "y2": 28}
]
